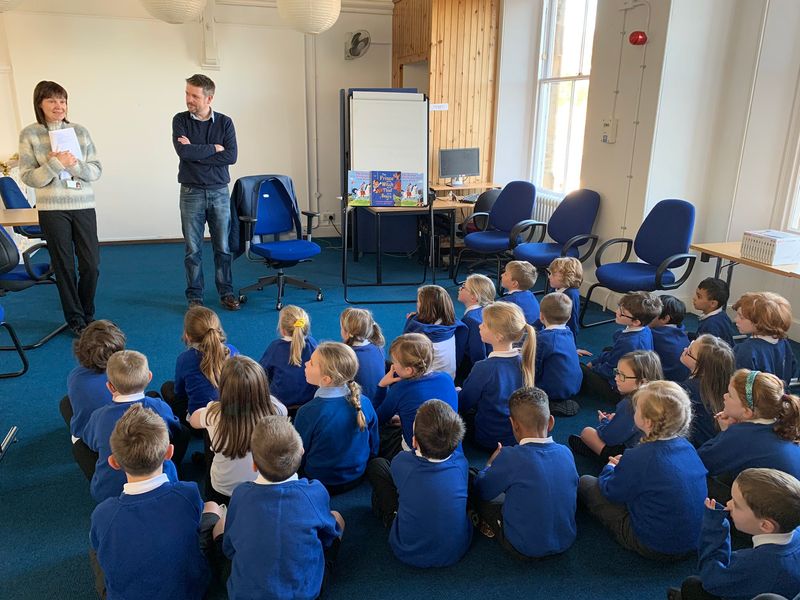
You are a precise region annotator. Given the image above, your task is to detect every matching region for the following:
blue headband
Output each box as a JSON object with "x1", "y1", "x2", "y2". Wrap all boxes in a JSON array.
[{"x1": 744, "y1": 370, "x2": 760, "y2": 409}]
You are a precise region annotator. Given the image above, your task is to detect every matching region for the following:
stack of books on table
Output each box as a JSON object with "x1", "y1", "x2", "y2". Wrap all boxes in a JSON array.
[{"x1": 741, "y1": 229, "x2": 800, "y2": 265}]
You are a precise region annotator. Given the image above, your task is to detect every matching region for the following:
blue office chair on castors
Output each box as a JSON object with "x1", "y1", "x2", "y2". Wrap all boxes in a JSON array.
[
  {"x1": 238, "y1": 176, "x2": 323, "y2": 311},
  {"x1": 580, "y1": 199, "x2": 697, "y2": 328},
  {"x1": 0, "y1": 177, "x2": 43, "y2": 239},
  {"x1": 452, "y1": 181, "x2": 537, "y2": 287}
]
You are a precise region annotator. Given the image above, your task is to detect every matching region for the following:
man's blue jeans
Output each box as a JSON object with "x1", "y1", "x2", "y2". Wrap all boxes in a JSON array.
[{"x1": 180, "y1": 185, "x2": 233, "y2": 300}]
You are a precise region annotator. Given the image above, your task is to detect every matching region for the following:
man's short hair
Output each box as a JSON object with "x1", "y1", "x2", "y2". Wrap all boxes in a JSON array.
[
  {"x1": 540, "y1": 292, "x2": 572, "y2": 325},
  {"x1": 110, "y1": 404, "x2": 169, "y2": 476},
  {"x1": 697, "y1": 277, "x2": 729, "y2": 310},
  {"x1": 736, "y1": 468, "x2": 800, "y2": 533},
  {"x1": 186, "y1": 74, "x2": 215, "y2": 97},
  {"x1": 658, "y1": 295, "x2": 686, "y2": 326},
  {"x1": 619, "y1": 291, "x2": 663, "y2": 326},
  {"x1": 251, "y1": 416, "x2": 303, "y2": 482},
  {"x1": 106, "y1": 350, "x2": 150, "y2": 395},
  {"x1": 508, "y1": 387, "x2": 550, "y2": 431},
  {"x1": 413, "y1": 400, "x2": 464, "y2": 460}
]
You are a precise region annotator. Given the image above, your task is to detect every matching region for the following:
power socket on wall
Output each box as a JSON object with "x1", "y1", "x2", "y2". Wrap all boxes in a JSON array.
[{"x1": 321, "y1": 211, "x2": 336, "y2": 224}]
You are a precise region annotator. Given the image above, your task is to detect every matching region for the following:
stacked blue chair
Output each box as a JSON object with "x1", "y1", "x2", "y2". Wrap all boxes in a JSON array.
[
  {"x1": 0, "y1": 176, "x2": 43, "y2": 239},
  {"x1": 580, "y1": 199, "x2": 696, "y2": 327}
]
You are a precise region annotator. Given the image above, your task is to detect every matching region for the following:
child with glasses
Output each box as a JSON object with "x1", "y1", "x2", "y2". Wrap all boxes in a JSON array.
[{"x1": 580, "y1": 291, "x2": 662, "y2": 404}]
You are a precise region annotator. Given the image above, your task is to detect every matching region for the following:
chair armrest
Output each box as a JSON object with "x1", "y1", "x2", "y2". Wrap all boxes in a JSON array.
[
  {"x1": 562, "y1": 234, "x2": 599, "y2": 262},
  {"x1": 238, "y1": 215, "x2": 257, "y2": 243},
  {"x1": 301, "y1": 210, "x2": 318, "y2": 236},
  {"x1": 594, "y1": 237, "x2": 633, "y2": 268},
  {"x1": 461, "y1": 212, "x2": 491, "y2": 233},
  {"x1": 22, "y1": 242, "x2": 53, "y2": 281},
  {"x1": 656, "y1": 253, "x2": 697, "y2": 289},
  {"x1": 509, "y1": 220, "x2": 543, "y2": 249}
]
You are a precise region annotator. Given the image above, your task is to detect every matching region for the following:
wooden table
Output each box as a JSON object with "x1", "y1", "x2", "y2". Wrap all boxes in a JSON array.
[
  {"x1": 429, "y1": 181, "x2": 501, "y2": 193},
  {"x1": 690, "y1": 241, "x2": 800, "y2": 286},
  {"x1": 0, "y1": 208, "x2": 38, "y2": 227}
]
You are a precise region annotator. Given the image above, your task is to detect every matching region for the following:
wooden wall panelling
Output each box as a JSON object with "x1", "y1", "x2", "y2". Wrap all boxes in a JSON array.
[{"x1": 392, "y1": 0, "x2": 431, "y2": 86}]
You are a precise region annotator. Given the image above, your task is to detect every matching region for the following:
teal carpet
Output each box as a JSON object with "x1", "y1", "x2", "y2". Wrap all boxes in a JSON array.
[{"x1": 1, "y1": 240, "x2": 706, "y2": 599}]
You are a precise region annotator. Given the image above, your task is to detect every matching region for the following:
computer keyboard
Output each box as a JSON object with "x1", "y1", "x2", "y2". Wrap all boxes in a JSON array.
[{"x1": 460, "y1": 193, "x2": 481, "y2": 204}]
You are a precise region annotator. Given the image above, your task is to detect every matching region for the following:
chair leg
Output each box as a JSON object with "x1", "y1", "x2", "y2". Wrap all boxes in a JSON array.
[
  {"x1": 453, "y1": 248, "x2": 467, "y2": 285},
  {"x1": 0, "y1": 321, "x2": 68, "y2": 352},
  {"x1": 238, "y1": 275, "x2": 280, "y2": 295},
  {"x1": 578, "y1": 283, "x2": 617, "y2": 328},
  {"x1": 0, "y1": 321, "x2": 29, "y2": 378},
  {"x1": 282, "y1": 276, "x2": 322, "y2": 294}
]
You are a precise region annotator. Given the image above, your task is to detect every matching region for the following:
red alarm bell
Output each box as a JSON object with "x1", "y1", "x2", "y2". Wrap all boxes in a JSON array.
[{"x1": 629, "y1": 30, "x2": 648, "y2": 45}]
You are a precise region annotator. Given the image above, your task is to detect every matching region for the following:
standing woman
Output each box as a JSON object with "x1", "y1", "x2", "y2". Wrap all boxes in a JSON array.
[{"x1": 18, "y1": 81, "x2": 102, "y2": 336}]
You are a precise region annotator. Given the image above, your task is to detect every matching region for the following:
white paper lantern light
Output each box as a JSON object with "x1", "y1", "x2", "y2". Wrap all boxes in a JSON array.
[
  {"x1": 140, "y1": 0, "x2": 208, "y2": 24},
  {"x1": 0, "y1": 0, "x2": 25, "y2": 12},
  {"x1": 277, "y1": 0, "x2": 341, "y2": 35}
]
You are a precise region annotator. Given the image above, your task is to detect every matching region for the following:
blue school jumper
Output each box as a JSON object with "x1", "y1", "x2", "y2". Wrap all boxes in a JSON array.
[
  {"x1": 175, "y1": 343, "x2": 239, "y2": 415},
  {"x1": 650, "y1": 324, "x2": 690, "y2": 382},
  {"x1": 562, "y1": 286, "x2": 581, "y2": 341},
  {"x1": 697, "y1": 421, "x2": 800, "y2": 480},
  {"x1": 535, "y1": 326, "x2": 582, "y2": 401},
  {"x1": 294, "y1": 386, "x2": 379, "y2": 486},
  {"x1": 498, "y1": 290, "x2": 540, "y2": 326},
  {"x1": 67, "y1": 366, "x2": 112, "y2": 441},
  {"x1": 390, "y1": 450, "x2": 472, "y2": 567},
  {"x1": 696, "y1": 505, "x2": 800, "y2": 600},
  {"x1": 351, "y1": 342, "x2": 385, "y2": 404},
  {"x1": 599, "y1": 437, "x2": 707, "y2": 555},
  {"x1": 83, "y1": 395, "x2": 181, "y2": 503},
  {"x1": 591, "y1": 327, "x2": 654, "y2": 390},
  {"x1": 403, "y1": 316, "x2": 468, "y2": 379},
  {"x1": 474, "y1": 439, "x2": 578, "y2": 557},
  {"x1": 682, "y1": 378, "x2": 717, "y2": 448},
  {"x1": 459, "y1": 352, "x2": 524, "y2": 448},
  {"x1": 374, "y1": 372, "x2": 458, "y2": 448},
  {"x1": 223, "y1": 477, "x2": 341, "y2": 600},
  {"x1": 90, "y1": 478, "x2": 210, "y2": 600},
  {"x1": 461, "y1": 306, "x2": 491, "y2": 369},
  {"x1": 258, "y1": 336, "x2": 318, "y2": 407},
  {"x1": 697, "y1": 310, "x2": 735, "y2": 348},
  {"x1": 734, "y1": 336, "x2": 798, "y2": 389},
  {"x1": 596, "y1": 395, "x2": 641, "y2": 448}
]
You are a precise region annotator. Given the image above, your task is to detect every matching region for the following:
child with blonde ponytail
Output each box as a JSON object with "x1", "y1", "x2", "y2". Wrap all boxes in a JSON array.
[
  {"x1": 259, "y1": 305, "x2": 318, "y2": 411},
  {"x1": 459, "y1": 302, "x2": 536, "y2": 449},
  {"x1": 295, "y1": 342, "x2": 379, "y2": 494},
  {"x1": 340, "y1": 307, "x2": 386, "y2": 402}
]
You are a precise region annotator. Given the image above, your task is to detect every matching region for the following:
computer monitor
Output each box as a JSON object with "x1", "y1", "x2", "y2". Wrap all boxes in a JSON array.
[{"x1": 439, "y1": 148, "x2": 480, "y2": 186}]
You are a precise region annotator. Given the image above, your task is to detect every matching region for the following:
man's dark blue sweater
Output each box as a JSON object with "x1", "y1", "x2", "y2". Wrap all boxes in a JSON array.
[{"x1": 172, "y1": 111, "x2": 237, "y2": 189}]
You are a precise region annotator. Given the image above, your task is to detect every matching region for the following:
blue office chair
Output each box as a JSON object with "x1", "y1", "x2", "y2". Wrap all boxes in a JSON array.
[
  {"x1": 452, "y1": 181, "x2": 537, "y2": 286},
  {"x1": 0, "y1": 177, "x2": 43, "y2": 239},
  {"x1": 580, "y1": 199, "x2": 697, "y2": 328},
  {"x1": 238, "y1": 176, "x2": 323, "y2": 311},
  {"x1": 0, "y1": 305, "x2": 28, "y2": 378}
]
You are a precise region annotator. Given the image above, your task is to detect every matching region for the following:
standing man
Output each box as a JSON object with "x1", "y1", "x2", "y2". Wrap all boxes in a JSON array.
[{"x1": 172, "y1": 74, "x2": 240, "y2": 311}]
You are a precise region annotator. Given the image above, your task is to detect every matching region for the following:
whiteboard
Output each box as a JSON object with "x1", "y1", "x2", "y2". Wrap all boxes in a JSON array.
[{"x1": 350, "y1": 91, "x2": 428, "y2": 194}]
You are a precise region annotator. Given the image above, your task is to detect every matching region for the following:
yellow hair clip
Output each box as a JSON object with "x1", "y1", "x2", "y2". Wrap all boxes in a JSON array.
[{"x1": 293, "y1": 319, "x2": 306, "y2": 328}]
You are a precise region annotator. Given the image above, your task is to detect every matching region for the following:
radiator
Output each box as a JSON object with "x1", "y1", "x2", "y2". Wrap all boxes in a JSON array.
[{"x1": 533, "y1": 189, "x2": 564, "y2": 222}]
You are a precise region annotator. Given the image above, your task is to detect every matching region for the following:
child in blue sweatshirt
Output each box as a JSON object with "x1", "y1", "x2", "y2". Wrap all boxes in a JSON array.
[
  {"x1": 340, "y1": 307, "x2": 386, "y2": 403},
  {"x1": 373, "y1": 333, "x2": 458, "y2": 459},
  {"x1": 498, "y1": 260, "x2": 540, "y2": 326},
  {"x1": 579, "y1": 381, "x2": 708, "y2": 559},
  {"x1": 535, "y1": 292, "x2": 583, "y2": 416},
  {"x1": 580, "y1": 291, "x2": 662, "y2": 404},
  {"x1": 367, "y1": 399, "x2": 472, "y2": 567},
  {"x1": 259, "y1": 305, "x2": 318, "y2": 411},
  {"x1": 679, "y1": 334, "x2": 735, "y2": 448},
  {"x1": 650, "y1": 295, "x2": 691, "y2": 382},
  {"x1": 83, "y1": 351, "x2": 184, "y2": 503},
  {"x1": 669, "y1": 468, "x2": 800, "y2": 600},
  {"x1": 471, "y1": 387, "x2": 578, "y2": 558},
  {"x1": 732, "y1": 292, "x2": 798, "y2": 388},
  {"x1": 692, "y1": 277, "x2": 736, "y2": 347},
  {"x1": 570, "y1": 350, "x2": 662, "y2": 461},
  {"x1": 404, "y1": 284, "x2": 467, "y2": 379},
  {"x1": 221, "y1": 416, "x2": 344, "y2": 600},
  {"x1": 459, "y1": 302, "x2": 537, "y2": 449},
  {"x1": 295, "y1": 342, "x2": 379, "y2": 494},
  {"x1": 547, "y1": 256, "x2": 583, "y2": 341},
  {"x1": 698, "y1": 370, "x2": 800, "y2": 501},
  {"x1": 456, "y1": 273, "x2": 496, "y2": 383},
  {"x1": 90, "y1": 404, "x2": 218, "y2": 600}
]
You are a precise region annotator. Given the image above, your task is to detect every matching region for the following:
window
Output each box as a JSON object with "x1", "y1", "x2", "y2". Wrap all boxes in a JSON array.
[{"x1": 532, "y1": 0, "x2": 597, "y2": 194}]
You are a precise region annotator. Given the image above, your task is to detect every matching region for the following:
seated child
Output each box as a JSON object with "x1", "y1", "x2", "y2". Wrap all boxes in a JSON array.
[
  {"x1": 546, "y1": 256, "x2": 583, "y2": 341},
  {"x1": 404, "y1": 284, "x2": 467, "y2": 379},
  {"x1": 374, "y1": 333, "x2": 458, "y2": 460},
  {"x1": 366, "y1": 399, "x2": 472, "y2": 568},
  {"x1": 650, "y1": 295, "x2": 691, "y2": 382},
  {"x1": 221, "y1": 416, "x2": 344, "y2": 600},
  {"x1": 456, "y1": 273, "x2": 496, "y2": 381},
  {"x1": 580, "y1": 291, "x2": 661, "y2": 404},
  {"x1": 732, "y1": 292, "x2": 798, "y2": 388},
  {"x1": 295, "y1": 342, "x2": 379, "y2": 494},
  {"x1": 83, "y1": 351, "x2": 184, "y2": 503},
  {"x1": 692, "y1": 277, "x2": 735, "y2": 347},
  {"x1": 259, "y1": 305, "x2": 319, "y2": 410},
  {"x1": 698, "y1": 370, "x2": 800, "y2": 501},
  {"x1": 471, "y1": 387, "x2": 578, "y2": 558},
  {"x1": 670, "y1": 468, "x2": 800, "y2": 600},
  {"x1": 90, "y1": 404, "x2": 217, "y2": 600},
  {"x1": 498, "y1": 260, "x2": 540, "y2": 326},
  {"x1": 535, "y1": 292, "x2": 583, "y2": 416},
  {"x1": 340, "y1": 307, "x2": 386, "y2": 403},
  {"x1": 459, "y1": 302, "x2": 536, "y2": 449},
  {"x1": 570, "y1": 350, "x2": 663, "y2": 461},
  {"x1": 578, "y1": 381, "x2": 708, "y2": 559},
  {"x1": 679, "y1": 334, "x2": 735, "y2": 448}
]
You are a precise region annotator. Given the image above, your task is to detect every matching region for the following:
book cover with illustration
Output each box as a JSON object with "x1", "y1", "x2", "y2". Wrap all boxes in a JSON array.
[
  {"x1": 399, "y1": 172, "x2": 424, "y2": 206},
  {"x1": 371, "y1": 170, "x2": 400, "y2": 206},
  {"x1": 347, "y1": 170, "x2": 372, "y2": 206}
]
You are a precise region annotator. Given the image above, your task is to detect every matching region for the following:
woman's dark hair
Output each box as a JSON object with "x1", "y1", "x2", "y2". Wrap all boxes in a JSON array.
[{"x1": 33, "y1": 81, "x2": 69, "y2": 126}]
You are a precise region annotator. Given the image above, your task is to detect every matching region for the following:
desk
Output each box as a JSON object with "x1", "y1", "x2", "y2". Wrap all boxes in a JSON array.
[
  {"x1": 0, "y1": 208, "x2": 38, "y2": 227},
  {"x1": 429, "y1": 182, "x2": 501, "y2": 193},
  {"x1": 690, "y1": 241, "x2": 800, "y2": 286}
]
